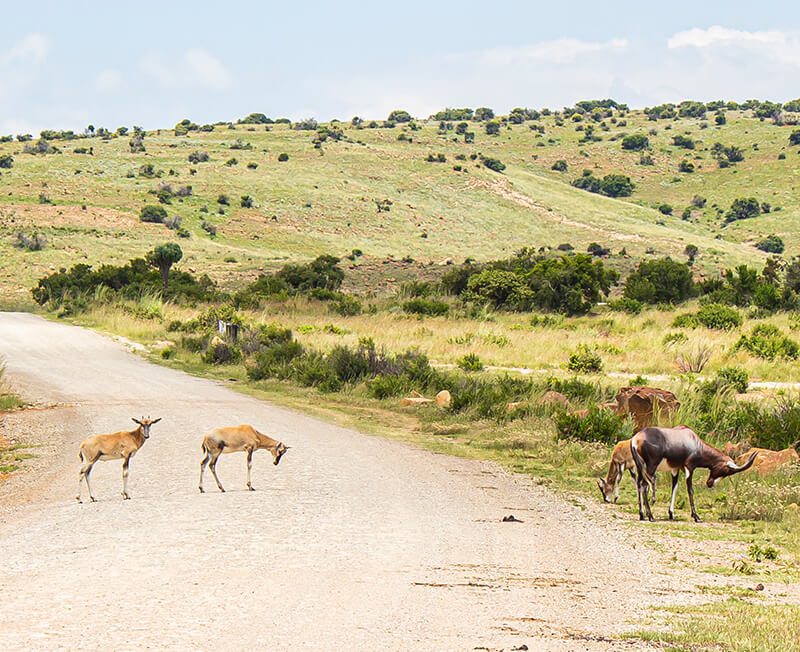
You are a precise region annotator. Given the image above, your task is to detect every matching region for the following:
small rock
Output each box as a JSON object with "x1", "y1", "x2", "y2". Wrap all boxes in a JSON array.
[
  {"x1": 755, "y1": 583, "x2": 765, "y2": 591},
  {"x1": 502, "y1": 515, "x2": 523, "y2": 523}
]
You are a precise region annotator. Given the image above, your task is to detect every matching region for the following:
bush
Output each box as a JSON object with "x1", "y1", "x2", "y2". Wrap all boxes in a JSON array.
[
  {"x1": 623, "y1": 258, "x2": 695, "y2": 304},
  {"x1": 482, "y1": 157, "x2": 506, "y2": 172},
  {"x1": 139, "y1": 205, "x2": 167, "y2": 223},
  {"x1": 465, "y1": 270, "x2": 530, "y2": 310},
  {"x1": 15, "y1": 232, "x2": 47, "y2": 251},
  {"x1": 725, "y1": 197, "x2": 761, "y2": 223},
  {"x1": 790, "y1": 129, "x2": 800, "y2": 146},
  {"x1": 367, "y1": 374, "x2": 408, "y2": 399},
  {"x1": 457, "y1": 353, "x2": 484, "y2": 372},
  {"x1": 672, "y1": 134, "x2": 695, "y2": 149},
  {"x1": 657, "y1": 203, "x2": 673, "y2": 215},
  {"x1": 554, "y1": 407, "x2": 629, "y2": 445},
  {"x1": 567, "y1": 345, "x2": 603, "y2": 373},
  {"x1": 545, "y1": 376, "x2": 598, "y2": 402},
  {"x1": 716, "y1": 367, "x2": 749, "y2": 393},
  {"x1": 551, "y1": 159, "x2": 567, "y2": 172},
  {"x1": 403, "y1": 298, "x2": 449, "y2": 316},
  {"x1": 201, "y1": 341, "x2": 242, "y2": 365},
  {"x1": 188, "y1": 151, "x2": 208, "y2": 164},
  {"x1": 755, "y1": 235, "x2": 784, "y2": 254},
  {"x1": 240, "y1": 195, "x2": 253, "y2": 208},
  {"x1": 674, "y1": 303, "x2": 742, "y2": 330},
  {"x1": 678, "y1": 160, "x2": 695, "y2": 173},
  {"x1": 621, "y1": 133, "x2": 649, "y2": 151},
  {"x1": 388, "y1": 110, "x2": 411, "y2": 123},
  {"x1": 607, "y1": 297, "x2": 643, "y2": 315},
  {"x1": 278, "y1": 152, "x2": 289, "y2": 162},
  {"x1": 734, "y1": 324, "x2": 799, "y2": 360},
  {"x1": 330, "y1": 295, "x2": 362, "y2": 316},
  {"x1": 0, "y1": 154, "x2": 13, "y2": 168},
  {"x1": 600, "y1": 174, "x2": 634, "y2": 197}
]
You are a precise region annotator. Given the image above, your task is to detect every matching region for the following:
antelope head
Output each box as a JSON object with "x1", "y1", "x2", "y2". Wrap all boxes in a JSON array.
[
  {"x1": 706, "y1": 450, "x2": 758, "y2": 487},
  {"x1": 132, "y1": 416, "x2": 162, "y2": 439},
  {"x1": 273, "y1": 442, "x2": 289, "y2": 466},
  {"x1": 596, "y1": 478, "x2": 615, "y2": 503}
]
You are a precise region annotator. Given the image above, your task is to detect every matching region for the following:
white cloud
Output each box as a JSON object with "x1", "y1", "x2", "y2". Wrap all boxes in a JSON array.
[
  {"x1": 668, "y1": 26, "x2": 783, "y2": 49},
  {"x1": 478, "y1": 37, "x2": 628, "y2": 66},
  {"x1": 95, "y1": 69, "x2": 123, "y2": 92},
  {"x1": 1, "y1": 32, "x2": 50, "y2": 65},
  {"x1": 183, "y1": 48, "x2": 232, "y2": 90},
  {"x1": 140, "y1": 48, "x2": 232, "y2": 90}
]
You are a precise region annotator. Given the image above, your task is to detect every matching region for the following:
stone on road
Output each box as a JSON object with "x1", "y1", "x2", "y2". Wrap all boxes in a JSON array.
[{"x1": 0, "y1": 313, "x2": 668, "y2": 650}]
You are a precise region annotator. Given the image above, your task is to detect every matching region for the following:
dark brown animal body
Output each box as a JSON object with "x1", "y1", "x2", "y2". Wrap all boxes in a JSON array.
[{"x1": 630, "y1": 426, "x2": 756, "y2": 522}]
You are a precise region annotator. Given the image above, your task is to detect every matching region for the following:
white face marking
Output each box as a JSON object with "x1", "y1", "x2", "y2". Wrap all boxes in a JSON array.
[
  {"x1": 727, "y1": 460, "x2": 738, "y2": 470},
  {"x1": 713, "y1": 477, "x2": 721, "y2": 487}
]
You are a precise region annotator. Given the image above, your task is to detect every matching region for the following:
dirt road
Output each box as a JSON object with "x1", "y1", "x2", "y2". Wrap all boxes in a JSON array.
[{"x1": 0, "y1": 313, "x2": 684, "y2": 650}]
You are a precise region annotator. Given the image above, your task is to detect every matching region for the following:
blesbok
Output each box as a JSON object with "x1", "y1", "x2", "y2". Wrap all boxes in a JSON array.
[
  {"x1": 630, "y1": 426, "x2": 757, "y2": 522},
  {"x1": 76, "y1": 417, "x2": 161, "y2": 502},
  {"x1": 199, "y1": 425, "x2": 288, "y2": 493},
  {"x1": 597, "y1": 438, "x2": 662, "y2": 504}
]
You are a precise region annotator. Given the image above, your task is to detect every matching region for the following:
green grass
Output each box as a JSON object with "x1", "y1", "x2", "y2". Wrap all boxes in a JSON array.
[{"x1": 626, "y1": 599, "x2": 800, "y2": 651}]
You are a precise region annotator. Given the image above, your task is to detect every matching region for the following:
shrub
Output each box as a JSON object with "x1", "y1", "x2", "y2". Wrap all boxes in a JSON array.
[
  {"x1": 554, "y1": 407, "x2": 629, "y2": 445},
  {"x1": 662, "y1": 331, "x2": 688, "y2": 346},
  {"x1": 0, "y1": 154, "x2": 13, "y2": 168},
  {"x1": 544, "y1": 376, "x2": 597, "y2": 402},
  {"x1": 403, "y1": 298, "x2": 449, "y2": 316},
  {"x1": 485, "y1": 120, "x2": 501, "y2": 135},
  {"x1": 678, "y1": 160, "x2": 695, "y2": 173},
  {"x1": 188, "y1": 151, "x2": 209, "y2": 164},
  {"x1": 240, "y1": 195, "x2": 253, "y2": 208},
  {"x1": 278, "y1": 152, "x2": 289, "y2": 162},
  {"x1": 755, "y1": 235, "x2": 784, "y2": 254},
  {"x1": 15, "y1": 232, "x2": 47, "y2": 251},
  {"x1": 657, "y1": 203, "x2": 673, "y2": 215},
  {"x1": 623, "y1": 258, "x2": 695, "y2": 304},
  {"x1": 367, "y1": 374, "x2": 408, "y2": 399},
  {"x1": 465, "y1": 270, "x2": 530, "y2": 310},
  {"x1": 607, "y1": 297, "x2": 643, "y2": 315},
  {"x1": 457, "y1": 353, "x2": 484, "y2": 372},
  {"x1": 388, "y1": 110, "x2": 411, "y2": 123},
  {"x1": 330, "y1": 295, "x2": 362, "y2": 316},
  {"x1": 482, "y1": 157, "x2": 506, "y2": 172},
  {"x1": 716, "y1": 367, "x2": 749, "y2": 393},
  {"x1": 587, "y1": 242, "x2": 610, "y2": 256},
  {"x1": 695, "y1": 303, "x2": 742, "y2": 330},
  {"x1": 725, "y1": 197, "x2": 761, "y2": 223},
  {"x1": 672, "y1": 134, "x2": 695, "y2": 149},
  {"x1": 551, "y1": 159, "x2": 567, "y2": 172},
  {"x1": 734, "y1": 324, "x2": 799, "y2": 360},
  {"x1": 567, "y1": 345, "x2": 603, "y2": 373},
  {"x1": 201, "y1": 341, "x2": 242, "y2": 365},
  {"x1": 600, "y1": 174, "x2": 634, "y2": 197},
  {"x1": 790, "y1": 129, "x2": 800, "y2": 146},
  {"x1": 139, "y1": 205, "x2": 167, "y2": 223},
  {"x1": 201, "y1": 221, "x2": 217, "y2": 236},
  {"x1": 621, "y1": 133, "x2": 649, "y2": 151}
]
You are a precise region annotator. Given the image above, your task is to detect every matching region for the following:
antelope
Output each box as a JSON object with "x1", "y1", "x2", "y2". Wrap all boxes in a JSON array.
[
  {"x1": 630, "y1": 426, "x2": 757, "y2": 522},
  {"x1": 597, "y1": 438, "x2": 660, "y2": 504},
  {"x1": 76, "y1": 417, "x2": 161, "y2": 502},
  {"x1": 199, "y1": 425, "x2": 289, "y2": 493}
]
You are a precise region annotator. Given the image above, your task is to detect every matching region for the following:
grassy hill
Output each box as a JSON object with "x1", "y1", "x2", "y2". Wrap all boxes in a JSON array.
[{"x1": 3, "y1": 104, "x2": 798, "y2": 301}]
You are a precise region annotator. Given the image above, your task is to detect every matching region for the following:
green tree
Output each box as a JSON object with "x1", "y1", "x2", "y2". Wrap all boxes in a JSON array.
[
  {"x1": 139, "y1": 205, "x2": 167, "y2": 223},
  {"x1": 600, "y1": 174, "x2": 634, "y2": 197},
  {"x1": 621, "y1": 133, "x2": 649, "y2": 151},
  {"x1": 485, "y1": 120, "x2": 501, "y2": 135},
  {"x1": 474, "y1": 107, "x2": 495, "y2": 121},
  {"x1": 146, "y1": 243, "x2": 183, "y2": 291},
  {"x1": 725, "y1": 197, "x2": 761, "y2": 223},
  {"x1": 387, "y1": 110, "x2": 411, "y2": 123},
  {"x1": 623, "y1": 258, "x2": 695, "y2": 304}
]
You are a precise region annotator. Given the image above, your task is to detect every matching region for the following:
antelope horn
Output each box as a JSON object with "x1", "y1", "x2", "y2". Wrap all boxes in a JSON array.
[{"x1": 727, "y1": 450, "x2": 758, "y2": 473}]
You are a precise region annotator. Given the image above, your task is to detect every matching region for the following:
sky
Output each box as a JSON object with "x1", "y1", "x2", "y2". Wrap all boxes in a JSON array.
[{"x1": 2, "y1": 1, "x2": 800, "y2": 134}]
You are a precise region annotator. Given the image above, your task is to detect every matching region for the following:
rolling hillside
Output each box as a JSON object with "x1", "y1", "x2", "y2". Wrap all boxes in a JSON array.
[{"x1": 2, "y1": 103, "x2": 796, "y2": 300}]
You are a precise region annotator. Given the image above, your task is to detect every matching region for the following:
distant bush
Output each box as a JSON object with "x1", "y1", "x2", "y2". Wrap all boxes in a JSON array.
[
  {"x1": 0, "y1": 154, "x2": 13, "y2": 168},
  {"x1": 140, "y1": 205, "x2": 167, "y2": 223},
  {"x1": 485, "y1": 120, "x2": 501, "y2": 135},
  {"x1": 607, "y1": 297, "x2": 643, "y2": 315},
  {"x1": 482, "y1": 157, "x2": 506, "y2": 172},
  {"x1": 188, "y1": 151, "x2": 209, "y2": 164},
  {"x1": 678, "y1": 160, "x2": 695, "y2": 173},
  {"x1": 330, "y1": 295, "x2": 362, "y2": 316},
  {"x1": 403, "y1": 298, "x2": 449, "y2": 316},
  {"x1": 567, "y1": 345, "x2": 603, "y2": 373},
  {"x1": 657, "y1": 203, "x2": 673, "y2": 215},
  {"x1": 240, "y1": 195, "x2": 253, "y2": 208},
  {"x1": 457, "y1": 353, "x2": 484, "y2": 372},
  {"x1": 715, "y1": 367, "x2": 749, "y2": 393},
  {"x1": 554, "y1": 407, "x2": 629, "y2": 445},
  {"x1": 725, "y1": 197, "x2": 761, "y2": 223},
  {"x1": 278, "y1": 152, "x2": 289, "y2": 162},
  {"x1": 672, "y1": 134, "x2": 695, "y2": 149},
  {"x1": 673, "y1": 303, "x2": 742, "y2": 330},
  {"x1": 621, "y1": 133, "x2": 649, "y2": 151},
  {"x1": 755, "y1": 235, "x2": 784, "y2": 254},
  {"x1": 789, "y1": 129, "x2": 800, "y2": 146},
  {"x1": 623, "y1": 258, "x2": 695, "y2": 304},
  {"x1": 734, "y1": 324, "x2": 799, "y2": 360},
  {"x1": 600, "y1": 174, "x2": 634, "y2": 197},
  {"x1": 15, "y1": 232, "x2": 47, "y2": 251},
  {"x1": 388, "y1": 110, "x2": 411, "y2": 123},
  {"x1": 551, "y1": 159, "x2": 567, "y2": 172}
]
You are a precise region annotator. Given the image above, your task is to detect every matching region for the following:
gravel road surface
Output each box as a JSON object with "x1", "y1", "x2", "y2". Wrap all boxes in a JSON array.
[{"x1": 0, "y1": 312, "x2": 678, "y2": 650}]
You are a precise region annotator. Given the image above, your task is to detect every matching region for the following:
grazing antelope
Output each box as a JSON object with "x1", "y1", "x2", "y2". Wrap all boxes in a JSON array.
[
  {"x1": 76, "y1": 417, "x2": 161, "y2": 502},
  {"x1": 199, "y1": 425, "x2": 288, "y2": 493},
  {"x1": 630, "y1": 426, "x2": 757, "y2": 522},
  {"x1": 597, "y1": 438, "x2": 661, "y2": 504}
]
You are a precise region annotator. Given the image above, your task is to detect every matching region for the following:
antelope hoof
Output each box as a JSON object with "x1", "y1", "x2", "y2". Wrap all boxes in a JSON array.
[
  {"x1": 90, "y1": 496, "x2": 97, "y2": 503},
  {"x1": 219, "y1": 487, "x2": 225, "y2": 493},
  {"x1": 248, "y1": 486, "x2": 255, "y2": 492},
  {"x1": 692, "y1": 514, "x2": 702, "y2": 523},
  {"x1": 669, "y1": 513, "x2": 675, "y2": 520},
  {"x1": 122, "y1": 493, "x2": 130, "y2": 500},
  {"x1": 648, "y1": 515, "x2": 655, "y2": 522},
  {"x1": 75, "y1": 496, "x2": 82, "y2": 503},
  {"x1": 198, "y1": 487, "x2": 204, "y2": 494}
]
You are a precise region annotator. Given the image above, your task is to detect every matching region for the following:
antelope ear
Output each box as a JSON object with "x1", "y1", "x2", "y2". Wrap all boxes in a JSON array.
[
  {"x1": 132, "y1": 418, "x2": 142, "y2": 425},
  {"x1": 596, "y1": 478, "x2": 605, "y2": 489},
  {"x1": 152, "y1": 418, "x2": 162, "y2": 424}
]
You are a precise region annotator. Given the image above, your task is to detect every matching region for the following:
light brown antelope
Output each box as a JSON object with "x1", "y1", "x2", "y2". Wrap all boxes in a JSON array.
[
  {"x1": 597, "y1": 438, "x2": 658, "y2": 504},
  {"x1": 199, "y1": 425, "x2": 288, "y2": 493},
  {"x1": 76, "y1": 417, "x2": 161, "y2": 502},
  {"x1": 631, "y1": 426, "x2": 757, "y2": 522}
]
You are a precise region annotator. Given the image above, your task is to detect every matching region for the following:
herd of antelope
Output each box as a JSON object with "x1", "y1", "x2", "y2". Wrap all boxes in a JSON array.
[
  {"x1": 76, "y1": 419, "x2": 289, "y2": 503},
  {"x1": 76, "y1": 416, "x2": 762, "y2": 523}
]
